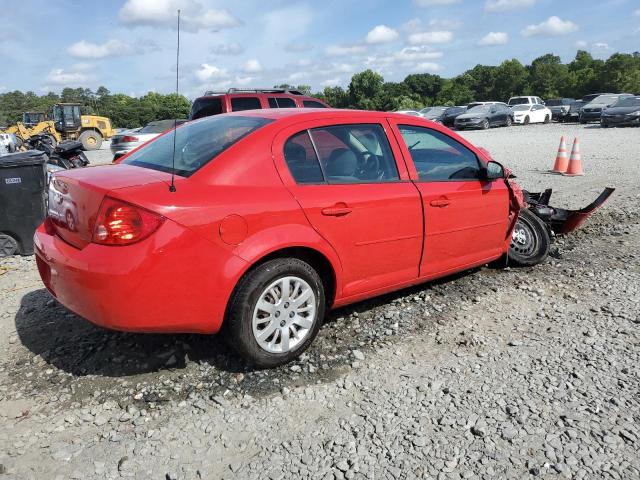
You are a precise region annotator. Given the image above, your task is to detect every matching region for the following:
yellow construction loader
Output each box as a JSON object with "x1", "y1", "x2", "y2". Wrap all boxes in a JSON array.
[{"x1": 1, "y1": 103, "x2": 115, "y2": 150}]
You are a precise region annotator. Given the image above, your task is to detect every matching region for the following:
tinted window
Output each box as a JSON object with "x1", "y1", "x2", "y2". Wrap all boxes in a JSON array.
[
  {"x1": 310, "y1": 124, "x2": 399, "y2": 184},
  {"x1": 139, "y1": 120, "x2": 182, "y2": 134},
  {"x1": 268, "y1": 98, "x2": 278, "y2": 108},
  {"x1": 190, "y1": 97, "x2": 222, "y2": 120},
  {"x1": 123, "y1": 116, "x2": 272, "y2": 177},
  {"x1": 303, "y1": 100, "x2": 326, "y2": 108},
  {"x1": 284, "y1": 131, "x2": 324, "y2": 183},
  {"x1": 398, "y1": 125, "x2": 480, "y2": 181},
  {"x1": 231, "y1": 97, "x2": 262, "y2": 111}
]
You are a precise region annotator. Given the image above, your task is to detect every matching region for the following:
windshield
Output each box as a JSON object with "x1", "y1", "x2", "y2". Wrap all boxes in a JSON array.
[
  {"x1": 612, "y1": 97, "x2": 640, "y2": 108},
  {"x1": 508, "y1": 97, "x2": 529, "y2": 106},
  {"x1": 418, "y1": 107, "x2": 433, "y2": 114},
  {"x1": 422, "y1": 107, "x2": 447, "y2": 118},
  {"x1": 444, "y1": 106, "x2": 465, "y2": 115},
  {"x1": 467, "y1": 105, "x2": 491, "y2": 114},
  {"x1": 512, "y1": 105, "x2": 531, "y2": 111},
  {"x1": 590, "y1": 95, "x2": 618, "y2": 105},
  {"x1": 122, "y1": 115, "x2": 273, "y2": 177},
  {"x1": 545, "y1": 99, "x2": 563, "y2": 106}
]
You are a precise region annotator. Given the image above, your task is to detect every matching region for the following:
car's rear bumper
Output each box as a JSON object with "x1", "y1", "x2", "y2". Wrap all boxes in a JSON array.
[{"x1": 33, "y1": 220, "x2": 247, "y2": 334}]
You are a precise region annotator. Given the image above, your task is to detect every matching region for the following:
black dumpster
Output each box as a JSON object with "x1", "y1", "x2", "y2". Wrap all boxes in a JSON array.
[{"x1": 0, "y1": 150, "x2": 47, "y2": 256}]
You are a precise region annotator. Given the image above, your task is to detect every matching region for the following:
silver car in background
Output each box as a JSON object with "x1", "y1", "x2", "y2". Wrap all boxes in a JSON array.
[{"x1": 110, "y1": 119, "x2": 187, "y2": 160}]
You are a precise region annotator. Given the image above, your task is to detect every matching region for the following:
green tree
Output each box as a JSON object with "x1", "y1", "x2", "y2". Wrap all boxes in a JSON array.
[
  {"x1": 528, "y1": 54, "x2": 570, "y2": 98},
  {"x1": 402, "y1": 73, "x2": 443, "y2": 104},
  {"x1": 347, "y1": 69, "x2": 384, "y2": 109},
  {"x1": 493, "y1": 59, "x2": 529, "y2": 101}
]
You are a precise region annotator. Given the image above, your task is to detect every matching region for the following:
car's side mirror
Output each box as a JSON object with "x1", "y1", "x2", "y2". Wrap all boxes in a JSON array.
[{"x1": 484, "y1": 161, "x2": 505, "y2": 180}]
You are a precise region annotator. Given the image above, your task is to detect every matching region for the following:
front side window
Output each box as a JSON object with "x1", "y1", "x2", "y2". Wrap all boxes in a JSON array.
[
  {"x1": 283, "y1": 124, "x2": 400, "y2": 184},
  {"x1": 123, "y1": 115, "x2": 272, "y2": 177},
  {"x1": 398, "y1": 125, "x2": 480, "y2": 181},
  {"x1": 231, "y1": 96, "x2": 262, "y2": 111},
  {"x1": 303, "y1": 100, "x2": 326, "y2": 108}
]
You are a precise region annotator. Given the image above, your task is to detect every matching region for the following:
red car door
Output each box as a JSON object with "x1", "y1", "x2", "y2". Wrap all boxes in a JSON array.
[
  {"x1": 388, "y1": 120, "x2": 510, "y2": 277},
  {"x1": 273, "y1": 120, "x2": 423, "y2": 299}
]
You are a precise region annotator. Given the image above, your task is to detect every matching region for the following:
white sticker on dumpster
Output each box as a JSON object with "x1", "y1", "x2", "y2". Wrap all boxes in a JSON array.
[{"x1": 5, "y1": 177, "x2": 21, "y2": 184}]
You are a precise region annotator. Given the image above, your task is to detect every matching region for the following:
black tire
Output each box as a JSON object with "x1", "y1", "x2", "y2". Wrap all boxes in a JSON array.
[
  {"x1": 224, "y1": 258, "x2": 326, "y2": 368},
  {"x1": 79, "y1": 130, "x2": 102, "y2": 151},
  {"x1": 508, "y1": 209, "x2": 550, "y2": 267},
  {"x1": 0, "y1": 234, "x2": 19, "y2": 257},
  {"x1": 523, "y1": 116, "x2": 530, "y2": 125},
  {"x1": 505, "y1": 116, "x2": 512, "y2": 127},
  {"x1": 579, "y1": 118, "x2": 586, "y2": 124},
  {"x1": 481, "y1": 119, "x2": 489, "y2": 130},
  {"x1": 544, "y1": 115, "x2": 550, "y2": 124}
]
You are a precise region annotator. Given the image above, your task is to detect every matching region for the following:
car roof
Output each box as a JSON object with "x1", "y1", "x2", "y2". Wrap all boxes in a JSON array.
[{"x1": 215, "y1": 108, "x2": 432, "y2": 124}]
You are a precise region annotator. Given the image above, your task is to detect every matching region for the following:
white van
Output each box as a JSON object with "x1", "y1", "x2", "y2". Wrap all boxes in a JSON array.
[{"x1": 508, "y1": 96, "x2": 544, "y2": 107}]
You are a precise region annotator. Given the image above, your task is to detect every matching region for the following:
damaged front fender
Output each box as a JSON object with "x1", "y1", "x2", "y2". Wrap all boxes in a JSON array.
[{"x1": 523, "y1": 187, "x2": 615, "y2": 235}]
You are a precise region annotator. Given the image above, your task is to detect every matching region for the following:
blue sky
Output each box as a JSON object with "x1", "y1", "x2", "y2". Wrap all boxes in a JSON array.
[{"x1": 1, "y1": 0, "x2": 639, "y2": 99}]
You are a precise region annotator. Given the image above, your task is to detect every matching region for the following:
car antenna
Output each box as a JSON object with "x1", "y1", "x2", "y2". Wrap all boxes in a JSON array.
[{"x1": 169, "y1": 9, "x2": 180, "y2": 193}]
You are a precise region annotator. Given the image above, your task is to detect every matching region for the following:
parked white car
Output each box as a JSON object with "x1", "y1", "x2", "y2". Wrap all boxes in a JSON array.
[
  {"x1": 508, "y1": 96, "x2": 544, "y2": 107},
  {"x1": 511, "y1": 104, "x2": 553, "y2": 125}
]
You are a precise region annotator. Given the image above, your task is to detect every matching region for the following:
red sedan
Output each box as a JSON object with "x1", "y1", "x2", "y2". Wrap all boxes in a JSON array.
[{"x1": 34, "y1": 109, "x2": 561, "y2": 367}]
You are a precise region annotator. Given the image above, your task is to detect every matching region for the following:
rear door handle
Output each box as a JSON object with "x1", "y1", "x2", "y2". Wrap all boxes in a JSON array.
[
  {"x1": 321, "y1": 206, "x2": 352, "y2": 216},
  {"x1": 430, "y1": 199, "x2": 450, "y2": 207}
]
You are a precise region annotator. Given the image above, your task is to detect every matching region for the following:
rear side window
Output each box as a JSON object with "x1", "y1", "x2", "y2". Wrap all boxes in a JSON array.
[
  {"x1": 303, "y1": 100, "x2": 326, "y2": 108},
  {"x1": 190, "y1": 98, "x2": 222, "y2": 120},
  {"x1": 231, "y1": 97, "x2": 262, "y2": 111},
  {"x1": 398, "y1": 125, "x2": 480, "y2": 181},
  {"x1": 284, "y1": 132, "x2": 324, "y2": 183},
  {"x1": 123, "y1": 115, "x2": 272, "y2": 177},
  {"x1": 284, "y1": 124, "x2": 400, "y2": 184}
]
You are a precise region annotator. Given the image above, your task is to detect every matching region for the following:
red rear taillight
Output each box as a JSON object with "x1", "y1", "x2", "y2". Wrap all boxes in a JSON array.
[
  {"x1": 92, "y1": 197, "x2": 164, "y2": 246},
  {"x1": 122, "y1": 135, "x2": 139, "y2": 142}
]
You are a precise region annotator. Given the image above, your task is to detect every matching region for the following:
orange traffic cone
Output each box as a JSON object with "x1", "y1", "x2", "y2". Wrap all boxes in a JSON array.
[
  {"x1": 550, "y1": 136, "x2": 569, "y2": 173},
  {"x1": 563, "y1": 137, "x2": 584, "y2": 176}
]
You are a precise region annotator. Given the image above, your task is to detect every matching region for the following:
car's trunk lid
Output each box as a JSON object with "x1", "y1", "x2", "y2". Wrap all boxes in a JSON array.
[{"x1": 48, "y1": 164, "x2": 172, "y2": 249}]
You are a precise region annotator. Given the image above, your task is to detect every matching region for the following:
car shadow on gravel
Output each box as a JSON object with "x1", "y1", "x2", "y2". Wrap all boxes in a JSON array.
[
  {"x1": 14, "y1": 289, "x2": 247, "y2": 378},
  {"x1": 14, "y1": 266, "x2": 485, "y2": 382}
]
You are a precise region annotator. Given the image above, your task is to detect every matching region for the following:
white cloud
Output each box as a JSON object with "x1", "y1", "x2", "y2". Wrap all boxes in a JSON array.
[
  {"x1": 394, "y1": 46, "x2": 443, "y2": 62},
  {"x1": 235, "y1": 76, "x2": 253, "y2": 86},
  {"x1": 413, "y1": 62, "x2": 443, "y2": 72},
  {"x1": 485, "y1": 0, "x2": 535, "y2": 12},
  {"x1": 195, "y1": 63, "x2": 229, "y2": 82},
  {"x1": 366, "y1": 25, "x2": 399, "y2": 44},
  {"x1": 478, "y1": 32, "x2": 509, "y2": 46},
  {"x1": 522, "y1": 16, "x2": 578, "y2": 37},
  {"x1": 574, "y1": 40, "x2": 588, "y2": 49},
  {"x1": 243, "y1": 59, "x2": 262, "y2": 73},
  {"x1": 324, "y1": 45, "x2": 367, "y2": 56},
  {"x1": 592, "y1": 42, "x2": 611, "y2": 52},
  {"x1": 321, "y1": 78, "x2": 341, "y2": 87},
  {"x1": 45, "y1": 68, "x2": 93, "y2": 86},
  {"x1": 633, "y1": 9, "x2": 640, "y2": 17},
  {"x1": 212, "y1": 43, "x2": 244, "y2": 55},
  {"x1": 408, "y1": 30, "x2": 453, "y2": 45},
  {"x1": 119, "y1": 0, "x2": 239, "y2": 32},
  {"x1": 68, "y1": 39, "x2": 134, "y2": 59},
  {"x1": 414, "y1": 0, "x2": 459, "y2": 5}
]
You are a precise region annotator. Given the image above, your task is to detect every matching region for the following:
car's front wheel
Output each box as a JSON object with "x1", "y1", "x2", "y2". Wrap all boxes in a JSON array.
[
  {"x1": 523, "y1": 116, "x2": 530, "y2": 125},
  {"x1": 508, "y1": 209, "x2": 550, "y2": 267},
  {"x1": 481, "y1": 119, "x2": 489, "y2": 130},
  {"x1": 505, "y1": 116, "x2": 512, "y2": 127},
  {"x1": 225, "y1": 258, "x2": 325, "y2": 368}
]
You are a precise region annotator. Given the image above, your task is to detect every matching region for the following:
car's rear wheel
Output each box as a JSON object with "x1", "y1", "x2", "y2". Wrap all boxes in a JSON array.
[
  {"x1": 225, "y1": 258, "x2": 325, "y2": 368},
  {"x1": 481, "y1": 119, "x2": 489, "y2": 130},
  {"x1": 508, "y1": 209, "x2": 550, "y2": 267}
]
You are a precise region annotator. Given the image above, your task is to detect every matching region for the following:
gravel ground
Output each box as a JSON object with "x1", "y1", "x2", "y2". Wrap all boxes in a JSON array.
[{"x1": 1, "y1": 123, "x2": 638, "y2": 479}]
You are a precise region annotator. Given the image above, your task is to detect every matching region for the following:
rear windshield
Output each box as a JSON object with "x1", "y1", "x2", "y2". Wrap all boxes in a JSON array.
[
  {"x1": 122, "y1": 115, "x2": 272, "y2": 177},
  {"x1": 545, "y1": 99, "x2": 563, "y2": 106},
  {"x1": 190, "y1": 97, "x2": 222, "y2": 120},
  {"x1": 508, "y1": 97, "x2": 529, "y2": 106}
]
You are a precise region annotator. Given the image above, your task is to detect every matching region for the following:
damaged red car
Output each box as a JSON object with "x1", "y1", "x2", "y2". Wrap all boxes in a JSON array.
[{"x1": 34, "y1": 109, "x2": 612, "y2": 367}]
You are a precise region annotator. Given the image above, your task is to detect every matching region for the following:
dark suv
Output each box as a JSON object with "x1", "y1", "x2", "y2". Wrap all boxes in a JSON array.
[{"x1": 189, "y1": 88, "x2": 329, "y2": 120}]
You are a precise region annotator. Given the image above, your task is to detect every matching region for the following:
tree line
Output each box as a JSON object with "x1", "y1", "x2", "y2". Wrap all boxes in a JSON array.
[{"x1": 1, "y1": 50, "x2": 638, "y2": 128}]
